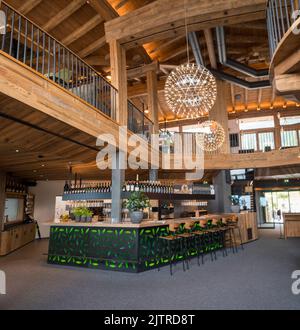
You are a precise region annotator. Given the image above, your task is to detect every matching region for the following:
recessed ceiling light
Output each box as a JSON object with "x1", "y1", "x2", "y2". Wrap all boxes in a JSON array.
[
  {"x1": 15, "y1": 149, "x2": 19, "y2": 153},
  {"x1": 41, "y1": 164, "x2": 45, "y2": 167}
]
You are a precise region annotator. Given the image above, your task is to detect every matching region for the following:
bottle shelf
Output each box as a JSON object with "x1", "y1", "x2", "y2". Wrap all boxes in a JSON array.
[{"x1": 62, "y1": 192, "x2": 215, "y2": 201}]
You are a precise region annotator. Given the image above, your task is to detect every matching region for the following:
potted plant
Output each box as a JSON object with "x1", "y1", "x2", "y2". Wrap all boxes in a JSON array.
[
  {"x1": 125, "y1": 191, "x2": 150, "y2": 224},
  {"x1": 73, "y1": 207, "x2": 83, "y2": 222},
  {"x1": 229, "y1": 196, "x2": 240, "y2": 214},
  {"x1": 83, "y1": 209, "x2": 93, "y2": 223}
]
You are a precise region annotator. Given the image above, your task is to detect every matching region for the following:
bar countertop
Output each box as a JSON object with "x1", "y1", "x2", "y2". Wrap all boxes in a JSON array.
[{"x1": 46, "y1": 213, "x2": 254, "y2": 229}]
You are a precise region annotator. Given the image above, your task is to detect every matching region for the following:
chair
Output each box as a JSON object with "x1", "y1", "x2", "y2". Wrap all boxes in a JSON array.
[
  {"x1": 159, "y1": 222, "x2": 187, "y2": 275},
  {"x1": 226, "y1": 215, "x2": 244, "y2": 251}
]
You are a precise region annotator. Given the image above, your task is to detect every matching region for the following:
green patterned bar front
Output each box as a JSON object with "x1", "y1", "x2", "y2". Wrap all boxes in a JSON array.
[{"x1": 48, "y1": 224, "x2": 223, "y2": 273}]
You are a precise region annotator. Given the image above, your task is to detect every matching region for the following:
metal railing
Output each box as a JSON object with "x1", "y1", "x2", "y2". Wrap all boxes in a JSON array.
[
  {"x1": 0, "y1": 1, "x2": 153, "y2": 140},
  {"x1": 267, "y1": 0, "x2": 300, "y2": 58},
  {"x1": 128, "y1": 100, "x2": 153, "y2": 141}
]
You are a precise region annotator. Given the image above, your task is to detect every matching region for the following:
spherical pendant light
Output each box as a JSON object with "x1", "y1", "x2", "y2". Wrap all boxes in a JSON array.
[
  {"x1": 195, "y1": 120, "x2": 225, "y2": 152},
  {"x1": 164, "y1": 63, "x2": 217, "y2": 119}
]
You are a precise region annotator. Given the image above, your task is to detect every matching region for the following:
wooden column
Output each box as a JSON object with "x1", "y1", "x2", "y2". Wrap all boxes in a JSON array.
[
  {"x1": 109, "y1": 39, "x2": 128, "y2": 125},
  {"x1": 274, "y1": 113, "x2": 281, "y2": 150},
  {"x1": 109, "y1": 40, "x2": 127, "y2": 222},
  {"x1": 146, "y1": 69, "x2": 159, "y2": 133},
  {"x1": 0, "y1": 172, "x2": 6, "y2": 232},
  {"x1": 209, "y1": 80, "x2": 230, "y2": 154}
]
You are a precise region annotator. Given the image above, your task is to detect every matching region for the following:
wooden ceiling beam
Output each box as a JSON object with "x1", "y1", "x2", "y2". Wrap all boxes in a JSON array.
[
  {"x1": 78, "y1": 36, "x2": 107, "y2": 59},
  {"x1": 89, "y1": 0, "x2": 118, "y2": 21},
  {"x1": 18, "y1": 0, "x2": 42, "y2": 15},
  {"x1": 105, "y1": 0, "x2": 267, "y2": 48},
  {"x1": 127, "y1": 61, "x2": 159, "y2": 79},
  {"x1": 204, "y1": 28, "x2": 217, "y2": 69},
  {"x1": 42, "y1": 0, "x2": 87, "y2": 32},
  {"x1": 128, "y1": 78, "x2": 166, "y2": 98},
  {"x1": 60, "y1": 15, "x2": 103, "y2": 46},
  {"x1": 84, "y1": 55, "x2": 110, "y2": 66}
]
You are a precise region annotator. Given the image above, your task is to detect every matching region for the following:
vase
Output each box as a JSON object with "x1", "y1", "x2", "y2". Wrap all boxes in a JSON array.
[
  {"x1": 81, "y1": 216, "x2": 87, "y2": 222},
  {"x1": 130, "y1": 211, "x2": 144, "y2": 224},
  {"x1": 86, "y1": 216, "x2": 92, "y2": 223},
  {"x1": 75, "y1": 216, "x2": 81, "y2": 222}
]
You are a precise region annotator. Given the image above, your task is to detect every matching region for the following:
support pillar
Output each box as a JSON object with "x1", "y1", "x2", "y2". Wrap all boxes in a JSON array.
[
  {"x1": 210, "y1": 80, "x2": 230, "y2": 154},
  {"x1": 274, "y1": 113, "x2": 281, "y2": 150},
  {"x1": 146, "y1": 69, "x2": 159, "y2": 134},
  {"x1": 208, "y1": 170, "x2": 231, "y2": 213},
  {"x1": 109, "y1": 40, "x2": 127, "y2": 222}
]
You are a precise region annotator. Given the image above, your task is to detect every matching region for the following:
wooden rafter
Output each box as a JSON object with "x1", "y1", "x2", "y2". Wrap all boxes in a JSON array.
[
  {"x1": 204, "y1": 28, "x2": 217, "y2": 69},
  {"x1": 18, "y1": 0, "x2": 42, "y2": 15},
  {"x1": 78, "y1": 36, "x2": 107, "y2": 59},
  {"x1": 61, "y1": 15, "x2": 103, "y2": 46},
  {"x1": 42, "y1": 0, "x2": 86, "y2": 32}
]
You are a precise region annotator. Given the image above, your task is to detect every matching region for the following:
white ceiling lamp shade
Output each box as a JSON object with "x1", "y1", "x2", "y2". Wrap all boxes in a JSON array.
[
  {"x1": 164, "y1": 63, "x2": 217, "y2": 119},
  {"x1": 195, "y1": 120, "x2": 225, "y2": 152},
  {"x1": 0, "y1": 10, "x2": 7, "y2": 35}
]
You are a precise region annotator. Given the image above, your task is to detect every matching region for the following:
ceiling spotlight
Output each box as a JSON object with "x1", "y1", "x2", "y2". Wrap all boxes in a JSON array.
[
  {"x1": 15, "y1": 149, "x2": 19, "y2": 153},
  {"x1": 41, "y1": 164, "x2": 45, "y2": 167},
  {"x1": 283, "y1": 104, "x2": 287, "y2": 109},
  {"x1": 244, "y1": 107, "x2": 248, "y2": 112},
  {"x1": 297, "y1": 103, "x2": 300, "y2": 108},
  {"x1": 144, "y1": 109, "x2": 149, "y2": 114},
  {"x1": 257, "y1": 106, "x2": 261, "y2": 111}
]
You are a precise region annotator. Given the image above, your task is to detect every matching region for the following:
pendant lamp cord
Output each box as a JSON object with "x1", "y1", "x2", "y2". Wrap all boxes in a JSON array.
[{"x1": 184, "y1": 0, "x2": 190, "y2": 64}]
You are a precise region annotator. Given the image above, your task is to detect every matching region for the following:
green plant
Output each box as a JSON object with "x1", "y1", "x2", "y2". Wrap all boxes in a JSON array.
[
  {"x1": 229, "y1": 196, "x2": 240, "y2": 206},
  {"x1": 73, "y1": 207, "x2": 93, "y2": 217},
  {"x1": 73, "y1": 207, "x2": 84, "y2": 217},
  {"x1": 125, "y1": 192, "x2": 150, "y2": 212}
]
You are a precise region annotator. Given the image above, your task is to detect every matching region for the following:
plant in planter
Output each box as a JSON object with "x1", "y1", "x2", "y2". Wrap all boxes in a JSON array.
[
  {"x1": 229, "y1": 195, "x2": 240, "y2": 214},
  {"x1": 125, "y1": 191, "x2": 150, "y2": 224},
  {"x1": 73, "y1": 207, "x2": 83, "y2": 222},
  {"x1": 82, "y1": 208, "x2": 93, "y2": 223}
]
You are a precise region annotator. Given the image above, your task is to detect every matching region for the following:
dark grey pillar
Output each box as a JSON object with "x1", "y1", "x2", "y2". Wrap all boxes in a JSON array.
[
  {"x1": 208, "y1": 170, "x2": 231, "y2": 214},
  {"x1": 149, "y1": 169, "x2": 158, "y2": 182},
  {"x1": 111, "y1": 152, "x2": 125, "y2": 223}
]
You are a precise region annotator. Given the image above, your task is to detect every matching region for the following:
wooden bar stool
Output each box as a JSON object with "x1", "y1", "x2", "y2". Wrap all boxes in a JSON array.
[
  {"x1": 159, "y1": 222, "x2": 186, "y2": 275},
  {"x1": 226, "y1": 215, "x2": 244, "y2": 251},
  {"x1": 198, "y1": 219, "x2": 217, "y2": 262}
]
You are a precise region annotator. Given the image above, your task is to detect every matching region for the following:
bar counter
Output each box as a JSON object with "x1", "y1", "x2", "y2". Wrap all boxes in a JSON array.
[{"x1": 47, "y1": 213, "x2": 258, "y2": 273}]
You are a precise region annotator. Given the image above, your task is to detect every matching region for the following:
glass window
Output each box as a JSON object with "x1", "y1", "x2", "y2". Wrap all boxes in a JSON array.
[
  {"x1": 241, "y1": 133, "x2": 257, "y2": 151},
  {"x1": 281, "y1": 130, "x2": 298, "y2": 147},
  {"x1": 258, "y1": 132, "x2": 275, "y2": 151},
  {"x1": 280, "y1": 116, "x2": 300, "y2": 126},
  {"x1": 289, "y1": 191, "x2": 300, "y2": 213},
  {"x1": 239, "y1": 116, "x2": 274, "y2": 130},
  {"x1": 182, "y1": 124, "x2": 201, "y2": 133}
]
